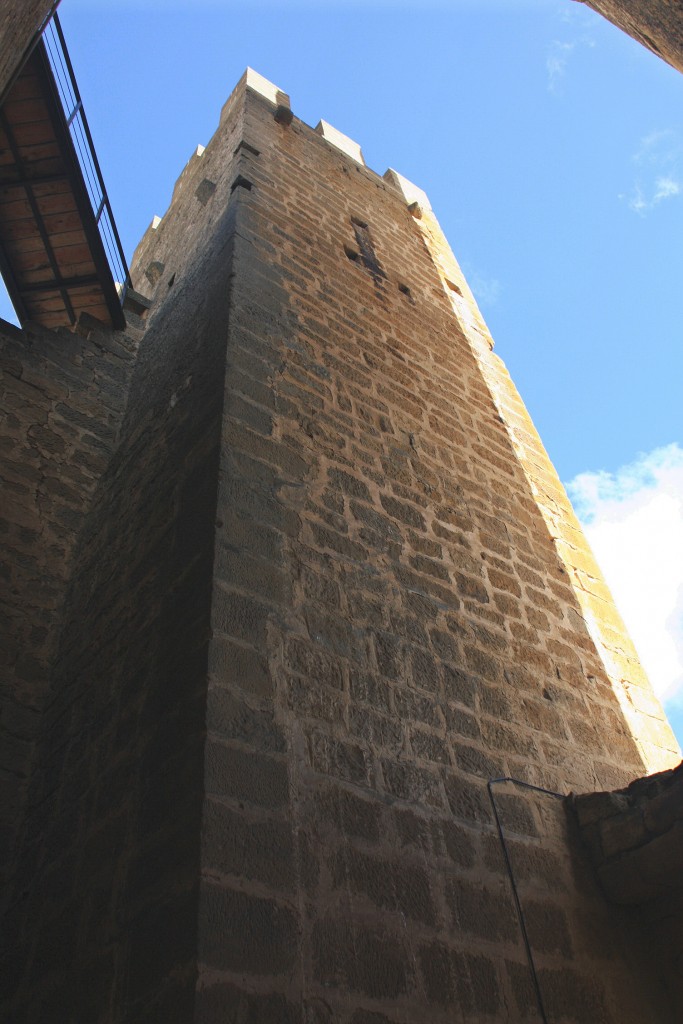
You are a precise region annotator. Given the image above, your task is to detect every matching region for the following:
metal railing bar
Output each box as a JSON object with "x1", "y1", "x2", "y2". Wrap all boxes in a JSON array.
[
  {"x1": 73, "y1": 117, "x2": 101, "y2": 208},
  {"x1": 44, "y1": 25, "x2": 73, "y2": 111},
  {"x1": 66, "y1": 100, "x2": 82, "y2": 128},
  {"x1": 487, "y1": 777, "x2": 566, "y2": 1024},
  {"x1": 40, "y1": 11, "x2": 130, "y2": 307}
]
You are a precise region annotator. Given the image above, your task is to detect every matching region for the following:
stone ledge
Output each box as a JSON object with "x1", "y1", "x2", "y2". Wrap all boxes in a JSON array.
[
  {"x1": 572, "y1": 761, "x2": 683, "y2": 904},
  {"x1": 315, "y1": 120, "x2": 365, "y2": 165}
]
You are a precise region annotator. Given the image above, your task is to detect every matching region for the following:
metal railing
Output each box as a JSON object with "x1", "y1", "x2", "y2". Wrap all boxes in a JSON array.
[{"x1": 42, "y1": 13, "x2": 130, "y2": 301}]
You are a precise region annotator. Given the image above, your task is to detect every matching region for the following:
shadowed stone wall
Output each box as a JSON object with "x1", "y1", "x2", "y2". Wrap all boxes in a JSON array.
[
  {"x1": 0, "y1": 316, "x2": 138, "y2": 891},
  {"x1": 0, "y1": 82, "x2": 248, "y2": 1024}
]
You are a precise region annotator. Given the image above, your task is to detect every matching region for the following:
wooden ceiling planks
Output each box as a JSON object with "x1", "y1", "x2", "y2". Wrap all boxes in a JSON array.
[{"x1": 0, "y1": 44, "x2": 124, "y2": 330}]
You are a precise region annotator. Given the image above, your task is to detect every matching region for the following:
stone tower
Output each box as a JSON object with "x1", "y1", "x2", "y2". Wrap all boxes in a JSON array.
[{"x1": 1, "y1": 69, "x2": 680, "y2": 1022}]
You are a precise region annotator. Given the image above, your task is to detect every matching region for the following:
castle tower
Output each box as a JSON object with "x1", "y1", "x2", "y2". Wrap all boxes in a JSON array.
[{"x1": 1, "y1": 69, "x2": 680, "y2": 1022}]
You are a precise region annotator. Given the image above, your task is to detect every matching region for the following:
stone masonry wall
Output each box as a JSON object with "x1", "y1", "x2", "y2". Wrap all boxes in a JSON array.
[
  {"x1": 2, "y1": 67, "x2": 681, "y2": 1023},
  {"x1": 577, "y1": 0, "x2": 683, "y2": 74},
  {"x1": 0, "y1": 315, "x2": 138, "y2": 891},
  {"x1": 1, "y1": 83, "x2": 250, "y2": 1024},
  {"x1": 0, "y1": 0, "x2": 55, "y2": 98},
  {"x1": 191, "y1": 74, "x2": 677, "y2": 1021},
  {"x1": 394, "y1": 180, "x2": 676, "y2": 774}
]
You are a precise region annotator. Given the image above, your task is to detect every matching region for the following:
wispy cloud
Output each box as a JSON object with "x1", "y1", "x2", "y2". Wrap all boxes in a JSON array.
[
  {"x1": 621, "y1": 129, "x2": 683, "y2": 215},
  {"x1": 546, "y1": 41, "x2": 575, "y2": 93},
  {"x1": 470, "y1": 276, "x2": 500, "y2": 308},
  {"x1": 634, "y1": 129, "x2": 679, "y2": 166},
  {"x1": 545, "y1": 24, "x2": 596, "y2": 95},
  {"x1": 566, "y1": 443, "x2": 683, "y2": 709},
  {"x1": 466, "y1": 269, "x2": 501, "y2": 308}
]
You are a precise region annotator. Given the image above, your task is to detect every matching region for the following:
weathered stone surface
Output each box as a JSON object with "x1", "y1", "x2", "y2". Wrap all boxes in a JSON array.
[
  {"x1": 0, "y1": 0, "x2": 54, "y2": 96},
  {"x1": 312, "y1": 918, "x2": 412, "y2": 999},
  {"x1": 581, "y1": 0, "x2": 683, "y2": 75},
  {"x1": 199, "y1": 882, "x2": 298, "y2": 974},
  {"x1": 573, "y1": 763, "x2": 683, "y2": 1018}
]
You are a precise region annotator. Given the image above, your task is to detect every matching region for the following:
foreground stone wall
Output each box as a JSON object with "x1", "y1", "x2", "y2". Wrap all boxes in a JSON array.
[
  {"x1": 1, "y1": 68, "x2": 680, "y2": 1022},
  {"x1": 0, "y1": 0, "x2": 56, "y2": 98},
  {"x1": 574, "y1": 763, "x2": 683, "y2": 1016},
  {"x1": 577, "y1": 0, "x2": 683, "y2": 74},
  {"x1": 1, "y1": 87, "x2": 248, "y2": 1024},
  {"x1": 0, "y1": 315, "x2": 138, "y2": 890}
]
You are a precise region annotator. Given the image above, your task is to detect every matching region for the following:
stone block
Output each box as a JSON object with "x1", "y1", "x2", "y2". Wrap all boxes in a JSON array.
[
  {"x1": 600, "y1": 807, "x2": 647, "y2": 859},
  {"x1": 435, "y1": 818, "x2": 477, "y2": 867},
  {"x1": 444, "y1": 773, "x2": 492, "y2": 825},
  {"x1": 312, "y1": 917, "x2": 412, "y2": 999},
  {"x1": 284, "y1": 636, "x2": 343, "y2": 688},
  {"x1": 205, "y1": 742, "x2": 289, "y2": 809},
  {"x1": 304, "y1": 607, "x2": 367, "y2": 662},
  {"x1": 599, "y1": 821, "x2": 683, "y2": 904},
  {"x1": 442, "y1": 665, "x2": 478, "y2": 707},
  {"x1": 384, "y1": 169, "x2": 432, "y2": 211},
  {"x1": 195, "y1": 983, "x2": 300, "y2": 1024},
  {"x1": 538, "y1": 967, "x2": 608, "y2": 1022},
  {"x1": 410, "y1": 728, "x2": 450, "y2": 765},
  {"x1": 643, "y1": 778, "x2": 683, "y2": 835},
  {"x1": 201, "y1": 799, "x2": 295, "y2": 891},
  {"x1": 212, "y1": 586, "x2": 270, "y2": 645},
  {"x1": 382, "y1": 758, "x2": 444, "y2": 808},
  {"x1": 419, "y1": 941, "x2": 500, "y2": 1015},
  {"x1": 208, "y1": 637, "x2": 272, "y2": 697},
  {"x1": 206, "y1": 687, "x2": 287, "y2": 752},
  {"x1": 349, "y1": 705, "x2": 403, "y2": 753},
  {"x1": 331, "y1": 847, "x2": 435, "y2": 925},
  {"x1": 379, "y1": 493, "x2": 426, "y2": 530},
  {"x1": 199, "y1": 881, "x2": 298, "y2": 974},
  {"x1": 572, "y1": 790, "x2": 631, "y2": 828},
  {"x1": 349, "y1": 669, "x2": 392, "y2": 714},
  {"x1": 523, "y1": 899, "x2": 573, "y2": 956},
  {"x1": 315, "y1": 120, "x2": 365, "y2": 164},
  {"x1": 446, "y1": 877, "x2": 517, "y2": 941},
  {"x1": 308, "y1": 731, "x2": 372, "y2": 787}
]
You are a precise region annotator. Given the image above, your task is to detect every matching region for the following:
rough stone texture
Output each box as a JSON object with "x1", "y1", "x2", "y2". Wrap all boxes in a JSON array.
[
  {"x1": 577, "y1": 0, "x2": 683, "y2": 75},
  {"x1": 0, "y1": 315, "x2": 139, "y2": 890},
  {"x1": 1, "y1": 66, "x2": 681, "y2": 1023},
  {"x1": 573, "y1": 763, "x2": 683, "y2": 1017},
  {"x1": 0, "y1": 0, "x2": 55, "y2": 98},
  {"x1": 0, "y1": 86, "x2": 247, "y2": 1024}
]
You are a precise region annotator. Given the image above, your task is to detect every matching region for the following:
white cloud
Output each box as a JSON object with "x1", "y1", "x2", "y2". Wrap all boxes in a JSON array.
[
  {"x1": 566, "y1": 444, "x2": 683, "y2": 709},
  {"x1": 634, "y1": 129, "x2": 680, "y2": 166},
  {"x1": 546, "y1": 41, "x2": 575, "y2": 93},
  {"x1": 654, "y1": 176, "x2": 681, "y2": 202},
  {"x1": 623, "y1": 176, "x2": 681, "y2": 214},
  {"x1": 468, "y1": 271, "x2": 500, "y2": 308},
  {"x1": 545, "y1": 14, "x2": 597, "y2": 96},
  {"x1": 621, "y1": 130, "x2": 683, "y2": 215}
]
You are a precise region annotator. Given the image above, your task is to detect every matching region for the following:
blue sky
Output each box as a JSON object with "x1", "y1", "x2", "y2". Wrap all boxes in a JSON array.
[{"x1": 4, "y1": 0, "x2": 683, "y2": 751}]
